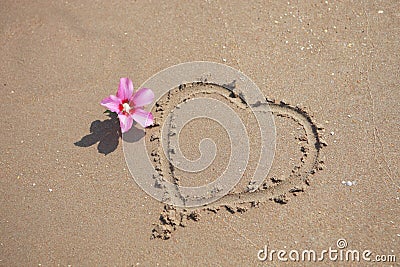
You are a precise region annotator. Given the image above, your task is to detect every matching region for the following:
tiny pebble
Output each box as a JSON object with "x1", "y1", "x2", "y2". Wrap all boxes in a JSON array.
[
  {"x1": 378, "y1": 10, "x2": 384, "y2": 14},
  {"x1": 49, "y1": 188, "x2": 53, "y2": 192},
  {"x1": 330, "y1": 131, "x2": 334, "y2": 135},
  {"x1": 342, "y1": 181, "x2": 355, "y2": 186},
  {"x1": 222, "y1": 58, "x2": 227, "y2": 62}
]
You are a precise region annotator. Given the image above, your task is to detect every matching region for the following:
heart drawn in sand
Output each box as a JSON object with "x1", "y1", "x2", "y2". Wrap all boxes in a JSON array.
[{"x1": 120, "y1": 62, "x2": 327, "y2": 239}]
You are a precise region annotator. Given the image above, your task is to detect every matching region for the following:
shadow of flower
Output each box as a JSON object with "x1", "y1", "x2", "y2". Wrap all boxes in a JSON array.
[
  {"x1": 74, "y1": 113, "x2": 121, "y2": 155},
  {"x1": 122, "y1": 125, "x2": 145, "y2": 143}
]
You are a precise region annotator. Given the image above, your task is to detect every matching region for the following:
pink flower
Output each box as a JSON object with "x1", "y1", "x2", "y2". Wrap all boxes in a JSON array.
[{"x1": 101, "y1": 78, "x2": 154, "y2": 133}]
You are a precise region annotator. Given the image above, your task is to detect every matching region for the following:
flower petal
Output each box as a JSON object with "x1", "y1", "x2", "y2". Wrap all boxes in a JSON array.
[
  {"x1": 116, "y1": 78, "x2": 134, "y2": 101},
  {"x1": 132, "y1": 88, "x2": 154, "y2": 107},
  {"x1": 132, "y1": 108, "x2": 154, "y2": 128},
  {"x1": 100, "y1": 95, "x2": 121, "y2": 113},
  {"x1": 118, "y1": 113, "x2": 134, "y2": 133}
]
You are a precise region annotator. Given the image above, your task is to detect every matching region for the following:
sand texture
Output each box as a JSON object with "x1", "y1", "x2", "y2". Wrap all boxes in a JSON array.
[{"x1": 1, "y1": 1, "x2": 399, "y2": 266}]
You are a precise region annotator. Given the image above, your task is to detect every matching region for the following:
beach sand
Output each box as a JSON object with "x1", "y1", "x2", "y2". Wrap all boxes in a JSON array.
[{"x1": 1, "y1": 1, "x2": 399, "y2": 266}]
